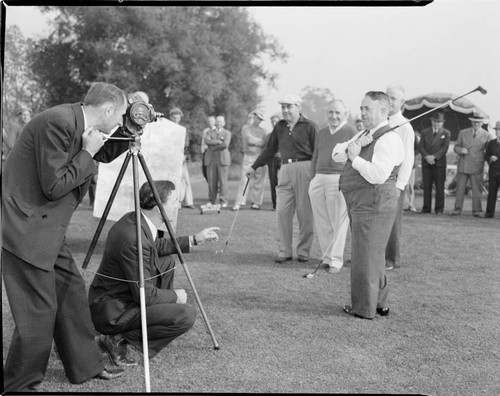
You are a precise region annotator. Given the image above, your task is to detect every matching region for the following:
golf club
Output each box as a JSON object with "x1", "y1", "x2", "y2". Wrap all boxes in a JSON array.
[
  {"x1": 215, "y1": 176, "x2": 250, "y2": 255},
  {"x1": 303, "y1": 259, "x2": 324, "y2": 279}
]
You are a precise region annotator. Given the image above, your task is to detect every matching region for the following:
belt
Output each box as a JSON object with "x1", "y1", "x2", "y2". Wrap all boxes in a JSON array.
[{"x1": 281, "y1": 158, "x2": 310, "y2": 165}]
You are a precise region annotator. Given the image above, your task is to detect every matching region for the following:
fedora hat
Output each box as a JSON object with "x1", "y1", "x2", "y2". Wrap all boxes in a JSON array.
[
  {"x1": 493, "y1": 121, "x2": 500, "y2": 130},
  {"x1": 468, "y1": 112, "x2": 484, "y2": 122},
  {"x1": 430, "y1": 112, "x2": 445, "y2": 122}
]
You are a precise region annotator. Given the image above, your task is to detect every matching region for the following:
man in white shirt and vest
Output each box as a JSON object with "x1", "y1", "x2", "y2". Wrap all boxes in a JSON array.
[{"x1": 340, "y1": 91, "x2": 405, "y2": 319}]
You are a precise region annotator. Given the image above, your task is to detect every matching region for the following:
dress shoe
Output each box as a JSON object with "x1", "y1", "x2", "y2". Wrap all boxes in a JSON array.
[
  {"x1": 250, "y1": 203, "x2": 260, "y2": 210},
  {"x1": 342, "y1": 305, "x2": 371, "y2": 319},
  {"x1": 472, "y1": 212, "x2": 482, "y2": 218},
  {"x1": 418, "y1": 210, "x2": 430, "y2": 214},
  {"x1": 482, "y1": 213, "x2": 494, "y2": 218},
  {"x1": 183, "y1": 205, "x2": 195, "y2": 209},
  {"x1": 297, "y1": 256, "x2": 309, "y2": 263},
  {"x1": 221, "y1": 202, "x2": 228, "y2": 208},
  {"x1": 94, "y1": 368, "x2": 125, "y2": 380},
  {"x1": 449, "y1": 210, "x2": 461, "y2": 216},
  {"x1": 328, "y1": 266, "x2": 341, "y2": 274},
  {"x1": 98, "y1": 335, "x2": 138, "y2": 367},
  {"x1": 232, "y1": 205, "x2": 240, "y2": 211},
  {"x1": 275, "y1": 256, "x2": 292, "y2": 264},
  {"x1": 376, "y1": 307, "x2": 390, "y2": 316}
]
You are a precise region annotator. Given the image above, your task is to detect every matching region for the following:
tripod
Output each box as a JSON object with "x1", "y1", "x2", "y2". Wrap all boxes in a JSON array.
[{"x1": 82, "y1": 136, "x2": 219, "y2": 392}]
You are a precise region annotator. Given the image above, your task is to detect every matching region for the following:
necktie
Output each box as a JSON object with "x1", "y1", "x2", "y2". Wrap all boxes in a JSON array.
[
  {"x1": 433, "y1": 129, "x2": 437, "y2": 136},
  {"x1": 473, "y1": 131, "x2": 477, "y2": 138}
]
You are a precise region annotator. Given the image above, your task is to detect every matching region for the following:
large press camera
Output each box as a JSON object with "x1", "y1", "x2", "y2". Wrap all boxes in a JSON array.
[{"x1": 121, "y1": 93, "x2": 164, "y2": 137}]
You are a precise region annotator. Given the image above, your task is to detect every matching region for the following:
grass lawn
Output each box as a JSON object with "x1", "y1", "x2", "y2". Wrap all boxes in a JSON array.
[{"x1": 3, "y1": 161, "x2": 500, "y2": 394}]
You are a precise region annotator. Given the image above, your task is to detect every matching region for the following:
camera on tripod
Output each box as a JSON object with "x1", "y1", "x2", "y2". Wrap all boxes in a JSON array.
[{"x1": 122, "y1": 93, "x2": 165, "y2": 137}]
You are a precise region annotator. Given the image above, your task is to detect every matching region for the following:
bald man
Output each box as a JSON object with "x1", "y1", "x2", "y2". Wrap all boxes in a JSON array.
[{"x1": 308, "y1": 99, "x2": 357, "y2": 273}]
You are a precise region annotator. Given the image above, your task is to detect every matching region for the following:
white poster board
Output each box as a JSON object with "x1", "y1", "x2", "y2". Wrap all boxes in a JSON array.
[{"x1": 94, "y1": 118, "x2": 185, "y2": 231}]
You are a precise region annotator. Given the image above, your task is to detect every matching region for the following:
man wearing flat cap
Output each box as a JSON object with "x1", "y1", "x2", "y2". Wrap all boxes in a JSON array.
[
  {"x1": 482, "y1": 121, "x2": 500, "y2": 218},
  {"x1": 247, "y1": 95, "x2": 318, "y2": 264},
  {"x1": 450, "y1": 112, "x2": 489, "y2": 216},
  {"x1": 233, "y1": 110, "x2": 268, "y2": 210},
  {"x1": 417, "y1": 112, "x2": 451, "y2": 215}
]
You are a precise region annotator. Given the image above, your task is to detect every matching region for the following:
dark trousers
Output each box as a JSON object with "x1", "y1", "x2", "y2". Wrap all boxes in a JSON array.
[
  {"x1": 2, "y1": 245, "x2": 104, "y2": 392},
  {"x1": 486, "y1": 171, "x2": 500, "y2": 216},
  {"x1": 385, "y1": 191, "x2": 405, "y2": 268},
  {"x1": 268, "y1": 157, "x2": 281, "y2": 209},
  {"x1": 343, "y1": 184, "x2": 398, "y2": 319},
  {"x1": 202, "y1": 152, "x2": 207, "y2": 181},
  {"x1": 90, "y1": 256, "x2": 196, "y2": 358},
  {"x1": 422, "y1": 165, "x2": 446, "y2": 213}
]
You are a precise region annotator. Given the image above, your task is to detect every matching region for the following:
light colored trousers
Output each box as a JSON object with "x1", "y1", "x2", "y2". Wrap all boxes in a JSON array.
[
  {"x1": 308, "y1": 173, "x2": 349, "y2": 268},
  {"x1": 403, "y1": 169, "x2": 415, "y2": 209},
  {"x1": 454, "y1": 172, "x2": 483, "y2": 213},
  {"x1": 234, "y1": 154, "x2": 267, "y2": 206},
  {"x1": 276, "y1": 161, "x2": 314, "y2": 259},
  {"x1": 179, "y1": 160, "x2": 193, "y2": 206}
]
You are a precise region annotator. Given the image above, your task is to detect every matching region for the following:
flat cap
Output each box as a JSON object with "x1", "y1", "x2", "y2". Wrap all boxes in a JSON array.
[{"x1": 278, "y1": 95, "x2": 301, "y2": 106}]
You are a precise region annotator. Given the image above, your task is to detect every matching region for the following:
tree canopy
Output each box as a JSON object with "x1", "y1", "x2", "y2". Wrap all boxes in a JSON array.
[{"x1": 30, "y1": 6, "x2": 287, "y2": 160}]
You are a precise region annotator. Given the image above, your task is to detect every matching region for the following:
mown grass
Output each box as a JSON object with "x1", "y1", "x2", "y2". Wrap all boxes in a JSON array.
[{"x1": 3, "y1": 162, "x2": 500, "y2": 395}]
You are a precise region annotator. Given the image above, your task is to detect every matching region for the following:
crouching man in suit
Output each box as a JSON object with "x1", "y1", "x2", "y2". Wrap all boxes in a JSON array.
[{"x1": 89, "y1": 180, "x2": 219, "y2": 365}]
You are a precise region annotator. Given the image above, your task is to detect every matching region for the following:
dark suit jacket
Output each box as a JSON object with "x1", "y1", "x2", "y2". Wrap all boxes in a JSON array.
[
  {"x1": 88, "y1": 211, "x2": 190, "y2": 333},
  {"x1": 485, "y1": 138, "x2": 500, "y2": 175},
  {"x1": 418, "y1": 127, "x2": 451, "y2": 168},
  {"x1": 204, "y1": 128, "x2": 232, "y2": 166},
  {"x1": 2, "y1": 103, "x2": 129, "y2": 271}
]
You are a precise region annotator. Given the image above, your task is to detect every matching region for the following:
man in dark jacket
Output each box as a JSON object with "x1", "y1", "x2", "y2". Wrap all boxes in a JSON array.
[
  {"x1": 417, "y1": 112, "x2": 451, "y2": 215},
  {"x1": 483, "y1": 121, "x2": 500, "y2": 218},
  {"x1": 2, "y1": 82, "x2": 129, "y2": 392},
  {"x1": 89, "y1": 180, "x2": 219, "y2": 364}
]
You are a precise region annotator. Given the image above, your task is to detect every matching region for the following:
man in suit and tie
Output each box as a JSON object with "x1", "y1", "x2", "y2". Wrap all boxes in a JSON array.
[
  {"x1": 2, "y1": 82, "x2": 130, "y2": 392},
  {"x1": 417, "y1": 112, "x2": 451, "y2": 215},
  {"x1": 450, "y1": 113, "x2": 490, "y2": 217},
  {"x1": 340, "y1": 91, "x2": 405, "y2": 319},
  {"x1": 483, "y1": 121, "x2": 500, "y2": 218},
  {"x1": 204, "y1": 115, "x2": 232, "y2": 207},
  {"x1": 89, "y1": 180, "x2": 219, "y2": 363}
]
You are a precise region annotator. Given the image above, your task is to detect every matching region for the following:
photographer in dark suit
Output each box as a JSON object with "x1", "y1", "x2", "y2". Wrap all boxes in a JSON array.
[
  {"x1": 89, "y1": 180, "x2": 219, "y2": 364},
  {"x1": 2, "y1": 82, "x2": 130, "y2": 392},
  {"x1": 417, "y1": 112, "x2": 451, "y2": 215}
]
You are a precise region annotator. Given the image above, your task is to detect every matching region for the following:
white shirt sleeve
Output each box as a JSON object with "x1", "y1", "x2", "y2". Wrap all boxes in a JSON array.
[
  {"x1": 351, "y1": 132, "x2": 405, "y2": 184},
  {"x1": 394, "y1": 123, "x2": 415, "y2": 190}
]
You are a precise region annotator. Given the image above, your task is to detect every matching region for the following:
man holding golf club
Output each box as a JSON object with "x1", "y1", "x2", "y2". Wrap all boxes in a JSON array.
[
  {"x1": 89, "y1": 180, "x2": 219, "y2": 364},
  {"x1": 247, "y1": 95, "x2": 318, "y2": 264},
  {"x1": 340, "y1": 91, "x2": 405, "y2": 319}
]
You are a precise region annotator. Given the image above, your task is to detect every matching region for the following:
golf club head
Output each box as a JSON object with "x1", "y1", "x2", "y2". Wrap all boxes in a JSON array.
[
  {"x1": 303, "y1": 273, "x2": 314, "y2": 279},
  {"x1": 476, "y1": 85, "x2": 487, "y2": 95}
]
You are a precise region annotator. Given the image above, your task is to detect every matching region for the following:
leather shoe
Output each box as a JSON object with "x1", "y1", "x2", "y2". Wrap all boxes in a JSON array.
[
  {"x1": 472, "y1": 212, "x2": 482, "y2": 217},
  {"x1": 95, "y1": 367, "x2": 125, "y2": 380},
  {"x1": 275, "y1": 256, "x2": 292, "y2": 264},
  {"x1": 376, "y1": 307, "x2": 390, "y2": 316},
  {"x1": 482, "y1": 213, "x2": 494, "y2": 218},
  {"x1": 297, "y1": 256, "x2": 309, "y2": 263},
  {"x1": 98, "y1": 335, "x2": 138, "y2": 367},
  {"x1": 449, "y1": 210, "x2": 461, "y2": 216},
  {"x1": 342, "y1": 305, "x2": 371, "y2": 319}
]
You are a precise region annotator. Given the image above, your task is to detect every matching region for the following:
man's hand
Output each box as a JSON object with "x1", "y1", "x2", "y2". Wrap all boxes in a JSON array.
[
  {"x1": 347, "y1": 142, "x2": 361, "y2": 161},
  {"x1": 491, "y1": 155, "x2": 498, "y2": 162},
  {"x1": 82, "y1": 127, "x2": 105, "y2": 157},
  {"x1": 246, "y1": 168, "x2": 256, "y2": 178},
  {"x1": 425, "y1": 155, "x2": 436, "y2": 165},
  {"x1": 356, "y1": 134, "x2": 373, "y2": 148},
  {"x1": 194, "y1": 227, "x2": 220, "y2": 244},
  {"x1": 174, "y1": 289, "x2": 187, "y2": 304}
]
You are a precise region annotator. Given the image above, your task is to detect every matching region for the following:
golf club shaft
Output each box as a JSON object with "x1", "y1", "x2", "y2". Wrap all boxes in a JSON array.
[
  {"x1": 390, "y1": 85, "x2": 486, "y2": 132},
  {"x1": 220, "y1": 177, "x2": 250, "y2": 253}
]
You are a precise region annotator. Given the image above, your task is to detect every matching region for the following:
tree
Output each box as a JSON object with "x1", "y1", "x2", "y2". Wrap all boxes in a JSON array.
[
  {"x1": 2, "y1": 25, "x2": 47, "y2": 129},
  {"x1": 299, "y1": 86, "x2": 336, "y2": 128},
  {"x1": 31, "y1": 6, "x2": 287, "y2": 162}
]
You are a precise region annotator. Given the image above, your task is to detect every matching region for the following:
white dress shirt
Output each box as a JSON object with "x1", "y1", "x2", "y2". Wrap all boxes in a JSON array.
[
  {"x1": 351, "y1": 120, "x2": 405, "y2": 185},
  {"x1": 388, "y1": 111, "x2": 415, "y2": 190}
]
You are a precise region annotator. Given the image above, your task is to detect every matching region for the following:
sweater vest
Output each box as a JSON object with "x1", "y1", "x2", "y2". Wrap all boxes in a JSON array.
[{"x1": 340, "y1": 125, "x2": 400, "y2": 193}]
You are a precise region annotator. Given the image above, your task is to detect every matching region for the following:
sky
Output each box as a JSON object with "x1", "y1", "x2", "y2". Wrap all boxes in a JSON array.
[{"x1": 4, "y1": 1, "x2": 500, "y2": 132}]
